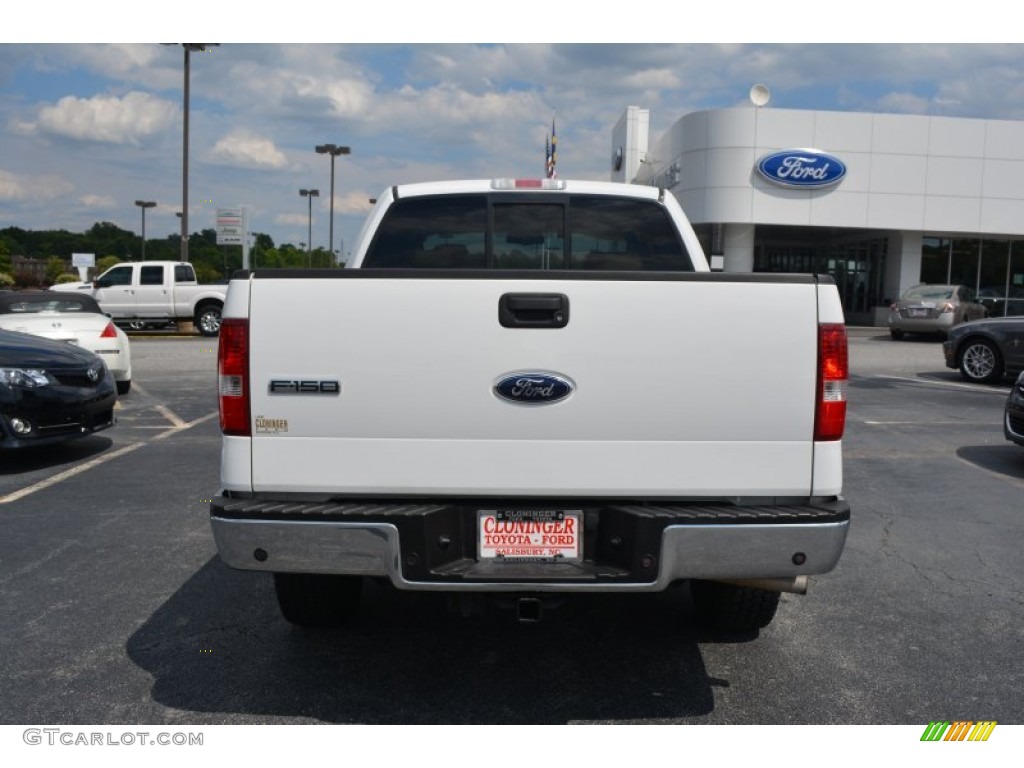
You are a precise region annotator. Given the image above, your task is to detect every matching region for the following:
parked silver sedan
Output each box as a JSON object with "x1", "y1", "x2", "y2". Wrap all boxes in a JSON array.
[{"x1": 888, "y1": 284, "x2": 988, "y2": 340}]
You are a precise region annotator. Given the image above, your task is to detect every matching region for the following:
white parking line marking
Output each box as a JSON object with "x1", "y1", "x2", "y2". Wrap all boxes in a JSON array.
[
  {"x1": 862, "y1": 420, "x2": 992, "y2": 426},
  {"x1": 152, "y1": 412, "x2": 218, "y2": 441},
  {"x1": 0, "y1": 411, "x2": 219, "y2": 505},
  {"x1": 0, "y1": 444, "x2": 145, "y2": 505},
  {"x1": 155, "y1": 404, "x2": 189, "y2": 429},
  {"x1": 872, "y1": 374, "x2": 1010, "y2": 395}
]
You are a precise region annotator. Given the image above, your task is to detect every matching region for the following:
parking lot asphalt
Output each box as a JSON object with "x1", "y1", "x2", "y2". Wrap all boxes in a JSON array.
[{"x1": 1, "y1": 332, "x2": 1021, "y2": 730}]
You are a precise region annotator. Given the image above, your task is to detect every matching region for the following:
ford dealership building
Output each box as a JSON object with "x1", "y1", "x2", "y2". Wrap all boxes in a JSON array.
[{"x1": 612, "y1": 105, "x2": 1024, "y2": 324}]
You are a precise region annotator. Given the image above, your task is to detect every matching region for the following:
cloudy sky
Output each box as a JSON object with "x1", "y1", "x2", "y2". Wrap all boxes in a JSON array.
[{"x1": 2, "y1": 14, "x2": 1020, "y2": 259}]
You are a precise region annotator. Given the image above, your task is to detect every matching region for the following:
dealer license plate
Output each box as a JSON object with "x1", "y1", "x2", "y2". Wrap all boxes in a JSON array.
[{"x1": 478, "y1": 509, "x2": 582, "y2": 562}]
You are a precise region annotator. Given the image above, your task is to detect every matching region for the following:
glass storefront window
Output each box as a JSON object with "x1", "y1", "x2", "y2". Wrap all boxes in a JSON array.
[
  {"x1": 978, "y1": 240, "x2": 1010, "y2": 317},
  {"x1": 921, "y1": 237, "x2": 949, "y2": 284},
  {"x1": 918, "y1": 237, "x2": 1024, "y2": 317},
  {"x1": 1010, "y1": 242, "x2": 1024, "y2": 316},
  {"x1": 949, "y1": 239, "x2": 979, "y2": 286},
  {"x1": 752, "y1": 226, "x2": 886, "y2": 320}
]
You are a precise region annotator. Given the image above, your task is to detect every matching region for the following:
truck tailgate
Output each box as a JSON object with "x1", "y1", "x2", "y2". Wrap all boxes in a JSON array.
[{"x1": 245, "y1": 273, "x2": 821, "y2": 497}]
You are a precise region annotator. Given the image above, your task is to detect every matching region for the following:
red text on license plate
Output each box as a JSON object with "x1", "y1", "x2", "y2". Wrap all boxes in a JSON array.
[{"x1": 478, "y1": 510, "x2": 582, "y2": 561}]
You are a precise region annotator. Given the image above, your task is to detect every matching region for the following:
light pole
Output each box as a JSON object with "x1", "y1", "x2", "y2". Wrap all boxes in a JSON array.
[
  {"x1": 299, "y1": 189, "x2": 319, "y2": 267},
  {"x1": 134, "y1": 200, "x2": 156, "y2": 260},
  {"x1": 164, "y1": 43, "x2": 218, "y2": 262},
  {"x1": 314, "y1": 144, "x2": 350, "y2": 265}
]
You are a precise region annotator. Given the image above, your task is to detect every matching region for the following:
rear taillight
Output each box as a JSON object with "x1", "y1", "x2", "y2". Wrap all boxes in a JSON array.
[
  {"x1": 218, "y1": 318, "x2": 250, "y2": 436},
  {"x1": 100, "y1": 322, "x2": 118, "y2": 338},
  {"x1": 815, "y1": 323, "x2": 848, "y2": 441}
]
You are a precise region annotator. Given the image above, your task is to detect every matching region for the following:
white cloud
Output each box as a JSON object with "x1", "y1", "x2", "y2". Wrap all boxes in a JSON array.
[
  {"x1": 79, "y1": 193, "x2": 116, "y2": 209},
  {"x1": 621, "y1": 68, "x2": 683, "y2": 91},
  {"x1": 208, "y1": 130, "x2": 289, "y2": 170},
  {"x1": 372, "y1": 83, "x2": 545, "y2": 140},
  {"x1": 215, "y1": 51, "x2": 375, "y2": 119},
  {"x1": 71, "y1": 44, "x2": 166, "y2": 80},
  {"x1": 331, "y1": 191, "x2": 376, "y2": 215},
  {"x1": 34, "y1": 91, "x2": 178, "y2": 145},
  {"x1": 874, "y1": 91, "x2": 932, "y2": 115},
  {"x1": 275, "y1": 213, "x2": 309, "y2": 227},
  {"x1": 0, "y1": 169, "x2": 74, "y2": 202}
]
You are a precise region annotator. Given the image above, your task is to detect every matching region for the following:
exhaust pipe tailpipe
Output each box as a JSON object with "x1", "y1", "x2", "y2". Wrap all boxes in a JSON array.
[
  {"x1": 516, "y1": 597, "x2": 543, "y2": 623},
  {"x1": 714, "y1": 576, "x2": 808, "y2": 595}
]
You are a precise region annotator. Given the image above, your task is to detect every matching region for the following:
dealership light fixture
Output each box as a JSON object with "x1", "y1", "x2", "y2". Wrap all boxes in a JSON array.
[
  {"x1": 162, "y1": 43, "x2": 219, "y2": 262},
  {"x1": 314, "y1": 144, "x2": 351, "y2": 265},
  {"x1": 134, "y1": 200, "x2": 157, "y2": 260},
  {"x1": 299, "y1": 189, "x2": 319, "y2": 267}
]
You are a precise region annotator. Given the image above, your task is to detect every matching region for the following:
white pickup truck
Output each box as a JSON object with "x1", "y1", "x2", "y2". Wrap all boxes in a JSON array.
[
  {"x1": 53, "y1": 261, "x2": 227, "y2": 336},
  {"x1": 210, "y1": 179, "x2": 850, "y2": 633}
]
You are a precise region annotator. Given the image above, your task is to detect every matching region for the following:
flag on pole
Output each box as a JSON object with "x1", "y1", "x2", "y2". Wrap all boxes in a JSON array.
[{"x1": 546, "y1": 119, "x2": 558, "y2": 179}]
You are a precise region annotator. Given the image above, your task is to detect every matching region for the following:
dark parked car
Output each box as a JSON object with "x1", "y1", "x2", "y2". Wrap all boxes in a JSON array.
[
  {"x1": 942, "y1": 317, "x2": 1024, "y2": 384},
  {"x1": 1005, "y1": 372, "x2": 1024, "y2": 446},
  {"x1": 0, "y1": 328, "x2": 116, "y2": 450}
]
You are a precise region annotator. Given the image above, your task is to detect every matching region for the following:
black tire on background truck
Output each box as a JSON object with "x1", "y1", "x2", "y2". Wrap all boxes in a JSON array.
[
  {"x1": 273, "y1": 573, "x2": 363, "y2": 628},
  {"x1": 195, "y1": 302, "x2": 223, "y2": 337},
  {"x1": 690, "y1": 579, "x2": 781, "y2": 632}
]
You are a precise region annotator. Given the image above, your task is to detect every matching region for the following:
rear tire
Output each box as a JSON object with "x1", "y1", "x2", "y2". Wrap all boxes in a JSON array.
[
  {"x1": 195, "y1": 303, "x2": 222, "y2": 337},
  {"x1": 273, "y1": 573, "x2": 363, "y2": 628},
  {"x1": 690, "y1": 580, "x2": 781, "y2": 632},
  {"x1": 116, "y1": 379, "x2": 131, "y2": 395},
  {"x1": 890, "y1": 328, "x2": 905, "y2": 340}
]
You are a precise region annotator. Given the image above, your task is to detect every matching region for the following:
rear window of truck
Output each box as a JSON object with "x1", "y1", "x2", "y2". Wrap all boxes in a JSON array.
[{"x1": 362, "y1": 194, "x2": 694, "y2": 271}]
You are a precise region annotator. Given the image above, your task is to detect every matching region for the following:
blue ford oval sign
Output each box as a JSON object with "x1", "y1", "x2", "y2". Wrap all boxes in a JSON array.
[
  {"x1": 757, "y1": 149, "x2": 846, "y2": 188},
  {"x1": 494, "y1": 372, "x2": 574, "y2": 405}
]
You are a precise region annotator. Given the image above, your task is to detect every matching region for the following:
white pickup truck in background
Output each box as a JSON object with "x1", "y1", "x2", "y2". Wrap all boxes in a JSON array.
[
  {"x1": 210, "y1": 178, "x2": 850, "y2": 634},
  {"x1": 53, "y1": 261, "x2": 227, "y2": 336}
]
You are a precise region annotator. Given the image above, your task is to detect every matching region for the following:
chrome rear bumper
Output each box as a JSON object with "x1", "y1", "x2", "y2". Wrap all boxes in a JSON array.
[{"x1": 211, "y1": 496, "x2": 849, "y2": 593}]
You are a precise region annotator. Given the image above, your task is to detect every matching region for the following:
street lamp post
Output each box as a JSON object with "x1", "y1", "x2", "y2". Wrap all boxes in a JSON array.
[
  {"x1": 134, "y1": 200, "x2": 156, "y2": 260},
  {"x1": 164, "y1": 43, "x2": 218, "y2": 262},
  {"x1": 314, "y1": 144, "x2": 350, "y2": 264},
  {"x1": 299, "y1": 189, "x2": 319, "y2": 267}
]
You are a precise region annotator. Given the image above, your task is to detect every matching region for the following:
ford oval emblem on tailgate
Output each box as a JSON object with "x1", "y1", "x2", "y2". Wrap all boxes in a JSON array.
[{"x1": 494, "y1": 372, "x2": 574, "y2": 405}]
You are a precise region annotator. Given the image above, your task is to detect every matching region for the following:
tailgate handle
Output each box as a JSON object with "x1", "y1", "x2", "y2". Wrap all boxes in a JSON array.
[{"x1": 499, "y1": 293, "x2": 569, "y2": 328}]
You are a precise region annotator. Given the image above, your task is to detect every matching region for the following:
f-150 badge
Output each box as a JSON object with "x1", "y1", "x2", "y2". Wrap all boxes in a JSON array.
[
  {"x1": 494, "y1": 372, "x2": 574, "y2": 405},
  {"x1": 268, "y1": 379, "x2": 340, "y2": 394}
]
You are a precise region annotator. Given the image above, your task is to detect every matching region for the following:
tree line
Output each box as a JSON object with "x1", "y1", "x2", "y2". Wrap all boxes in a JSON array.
[{"x1": 0, "y1": 223, "x2": 342, "y2": 288}]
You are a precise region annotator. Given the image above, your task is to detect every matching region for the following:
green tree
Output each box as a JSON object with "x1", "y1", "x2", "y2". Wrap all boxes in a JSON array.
[
  {"x1": 45, "y1": 256, "x2": 69, "y2": 285},
  {"x1": 96, "y1": 256, "x2": 121, "y2": 275},
  {"x1": 193, "y1": 263, "x2": 221, "y2": 284}
]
